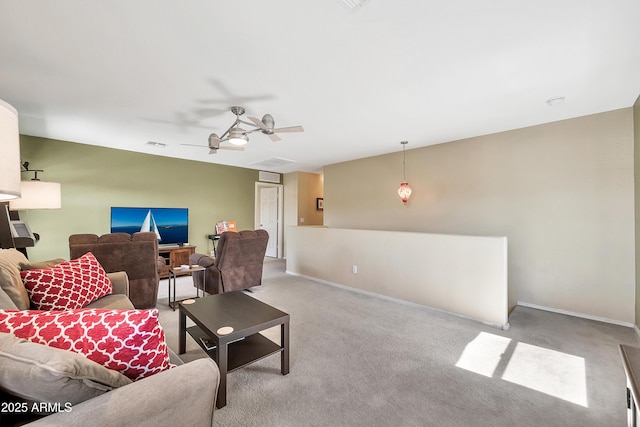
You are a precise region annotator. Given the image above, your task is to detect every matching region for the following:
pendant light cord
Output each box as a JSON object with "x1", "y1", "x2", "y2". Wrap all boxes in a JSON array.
[{"x1": 401, "y1": 141, "x2": 408, "y2": 181}]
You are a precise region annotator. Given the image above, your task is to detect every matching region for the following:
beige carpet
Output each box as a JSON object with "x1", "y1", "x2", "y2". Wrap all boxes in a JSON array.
[{"x1": 156, "y1": 258, "x2": 639, "y2": 426}]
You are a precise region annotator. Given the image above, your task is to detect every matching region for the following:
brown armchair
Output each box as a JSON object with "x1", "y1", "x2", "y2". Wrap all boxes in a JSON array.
[
  {"x1": 69, "y1": 232, "x2": 162, "y2": 309},
  {"x1": 190, "y1": 229, "x2": 269, "y2": 294}
]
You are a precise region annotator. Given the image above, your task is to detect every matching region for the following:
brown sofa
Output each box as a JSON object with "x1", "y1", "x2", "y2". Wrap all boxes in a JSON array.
[
  {"x1": 190, "y1": 229, "x2": 269, "y2": 294},
  {"x1": 69, "y1": 232, "x2": 162, "y2": 309}
]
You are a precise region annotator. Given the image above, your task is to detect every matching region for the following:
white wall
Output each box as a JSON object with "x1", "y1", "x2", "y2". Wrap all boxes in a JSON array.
[
  {"x1": 283, "y1": 172, "x2": 298, "y2": 259},
  {"x1": 286, "y1": 226, "x2": 509, "y2": 328},
  {"x1": 322, "y1": 109, "x2": 635, "y2": 324}
]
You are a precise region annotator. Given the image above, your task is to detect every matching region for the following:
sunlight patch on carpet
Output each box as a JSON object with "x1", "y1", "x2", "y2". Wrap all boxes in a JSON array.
[
  {"x1": 502, "y1": 342, "x2": 587, "y2": 407},
  {"x1": 456, "y1": 332, "x2": 588, "y2": 407},
  {"x1": 455, "y1": 332, "x2": 511, "y2": 377}
]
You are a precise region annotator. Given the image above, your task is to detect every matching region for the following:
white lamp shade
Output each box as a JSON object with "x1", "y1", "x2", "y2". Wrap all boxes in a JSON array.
[
  {"x1": 0, "y1": 99, "x2": 21, "y2": 201},
  {"x1": 9, "y1": 180, "x2": 62, "y2": 210}
]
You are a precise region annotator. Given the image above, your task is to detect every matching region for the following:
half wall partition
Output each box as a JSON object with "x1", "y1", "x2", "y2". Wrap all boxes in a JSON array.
[{"x1": 286, "y1": 226, "x2": 508, "y2": 328}]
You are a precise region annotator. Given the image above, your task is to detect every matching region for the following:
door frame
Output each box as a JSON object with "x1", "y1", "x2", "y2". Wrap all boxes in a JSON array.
[{"x1": 254, "y1": 182, "x2": 284, "y2": 258}]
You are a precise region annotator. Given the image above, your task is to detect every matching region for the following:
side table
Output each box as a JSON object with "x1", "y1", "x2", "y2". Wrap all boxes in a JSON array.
[
  {"x1": 168, "y1": 265, "x2": 206, "y2": 310},
  {"x1": 207, "y1": 234, "x2": 221, "y2": 257}
]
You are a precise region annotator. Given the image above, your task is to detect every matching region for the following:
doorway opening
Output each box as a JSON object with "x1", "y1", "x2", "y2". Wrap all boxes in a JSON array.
[{"x1": 254, "y1": 182, "x2": 283, "y2": 258}]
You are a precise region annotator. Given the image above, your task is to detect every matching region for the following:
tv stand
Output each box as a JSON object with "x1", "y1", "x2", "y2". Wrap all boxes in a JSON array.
[{"x1": 158, "y1": 245, "x2": 197, "y2": 278}]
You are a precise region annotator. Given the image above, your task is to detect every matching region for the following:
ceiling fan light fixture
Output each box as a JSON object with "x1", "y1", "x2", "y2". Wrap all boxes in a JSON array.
[
  {"x1": 186, "y1": 107, "x2": 303, "y2": 154},
  {"x1": 229, "y1": 136, "x2": 248, "y2": 146},
  {"x1": 228, "y1": 128, "x2": 249, "y2": 146}
]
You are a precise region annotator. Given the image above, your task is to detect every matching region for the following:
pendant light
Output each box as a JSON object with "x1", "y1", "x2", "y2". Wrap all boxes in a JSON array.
[{"x1": 397, "y1": 141, "x2": 412, "y2": 205}]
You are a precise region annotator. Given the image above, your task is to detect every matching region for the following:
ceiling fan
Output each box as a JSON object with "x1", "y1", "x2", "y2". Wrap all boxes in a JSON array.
[{"x1": 182, "y1": 106, "x2": 304, "y2": 154}]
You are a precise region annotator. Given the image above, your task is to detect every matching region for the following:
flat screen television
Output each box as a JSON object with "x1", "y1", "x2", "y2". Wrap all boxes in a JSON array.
[{"x1": 110, "y1": 207, "x2": 188, "y2": 246}]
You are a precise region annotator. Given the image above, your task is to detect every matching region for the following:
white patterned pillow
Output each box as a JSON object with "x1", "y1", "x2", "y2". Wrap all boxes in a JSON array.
[{"x1": 20, "y1": 252, "x2": 112, "y2": 310}]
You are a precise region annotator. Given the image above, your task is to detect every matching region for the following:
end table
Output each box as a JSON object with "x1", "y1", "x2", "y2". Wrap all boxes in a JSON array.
[{"x1": 168, "y1": 265, "x2": 206, "y2": 310}]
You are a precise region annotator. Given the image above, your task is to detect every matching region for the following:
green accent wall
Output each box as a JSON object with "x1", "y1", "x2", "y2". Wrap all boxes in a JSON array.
[{"x1": 18, "y1": 135, "x2": 258, "y2": 260}]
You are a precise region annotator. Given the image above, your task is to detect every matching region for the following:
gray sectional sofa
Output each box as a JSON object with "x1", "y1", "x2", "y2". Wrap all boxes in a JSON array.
[{"x1": 0, "y1": 248, "x2": 219, "y2": 426}]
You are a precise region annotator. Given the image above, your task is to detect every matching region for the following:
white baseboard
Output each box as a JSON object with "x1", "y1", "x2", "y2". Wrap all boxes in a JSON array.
[
  {"x1": 516, "y1": 301, "x2": 634, "y2": 328},
  {"x1": 286, "y1": 270, "x2": 510, "y2": 330}
]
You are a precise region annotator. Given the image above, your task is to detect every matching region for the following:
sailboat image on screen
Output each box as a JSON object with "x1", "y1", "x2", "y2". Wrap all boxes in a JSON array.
[
  {"x1": 111, "y1": 207, "x2": 188, "y2": 245},
  {"x1": 140, "y1": 210, "x2": 162, "y2": 241}
]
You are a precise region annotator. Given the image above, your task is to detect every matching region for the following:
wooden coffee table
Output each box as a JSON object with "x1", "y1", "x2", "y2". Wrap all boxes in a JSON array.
[{"x1": 178, "y1": 291, "x2": 290, "y2": 408}]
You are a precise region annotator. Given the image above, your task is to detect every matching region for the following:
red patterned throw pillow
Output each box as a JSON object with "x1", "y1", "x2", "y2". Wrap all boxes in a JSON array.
[
  {"x1": 20, "y1": 252, "x2": 112, "y2": 310},
  {"x1": 0, "y1": 308, "x2": 171, "y2": 380}
]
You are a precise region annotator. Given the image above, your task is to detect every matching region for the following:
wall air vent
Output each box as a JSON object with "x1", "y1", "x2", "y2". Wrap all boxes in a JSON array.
[{"x1": 259, "y1": 171, "x2": 281, "y2": 184}]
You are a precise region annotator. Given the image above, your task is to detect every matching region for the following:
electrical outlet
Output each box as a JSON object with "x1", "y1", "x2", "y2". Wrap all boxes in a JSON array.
[
  {"x1": 210, "y1": 250, "x2": 215, "y2": 256},
  {"x1": 352, "y1": 265, "x2": 358, "y2": 274},
  {"x1": 300, "y1": 217, "x2": 305, "y2": 223}
]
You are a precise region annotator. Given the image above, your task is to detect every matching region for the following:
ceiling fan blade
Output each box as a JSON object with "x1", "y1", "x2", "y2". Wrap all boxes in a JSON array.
[
  {"x1": 219, "y1": 145, "x2": 245, "y2": 151},
  {"x1": 208, "y1": 148, "x2": 219, "y2": 155},
  {"x1": 269, "y1": 133, "x2": 281, "y2": 142},
  {"x1": 180, "y1": 143, "x2": 209, "y2": 147},
  {"x1": 247, "y1": 116, "x2": 268, "y2": 131},
  {"x1": 273, "y1": 125, "x2": 304, "y2": 133}
]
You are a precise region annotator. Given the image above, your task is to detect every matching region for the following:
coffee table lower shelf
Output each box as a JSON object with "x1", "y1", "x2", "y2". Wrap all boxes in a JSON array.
[{"x1": 187, "y1": 326, "x2": 282, "y2": 372}]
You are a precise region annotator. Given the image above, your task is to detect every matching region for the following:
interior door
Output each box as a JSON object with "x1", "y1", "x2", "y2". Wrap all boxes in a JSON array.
[{"x1": 260, "y1": 186, "x2": 279, "y2": 257}]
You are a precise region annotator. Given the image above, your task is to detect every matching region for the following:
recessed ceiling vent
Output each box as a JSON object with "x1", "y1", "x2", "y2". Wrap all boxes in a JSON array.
[
  {"x1": 546, "y1": 96, "x2": 565, "y2": 107},
  {"x1": 259, "y1": 171, "x2": 281, "y2": 183},
  {"x1": 145, "y1": 141, "x2": 166, "y2": 148},
  {"x1": 250, "y1": 157, "x2": 296, "y2": 169},
  {"x1": 338, "y1": 0, "x2": 370, "y2": 11}
]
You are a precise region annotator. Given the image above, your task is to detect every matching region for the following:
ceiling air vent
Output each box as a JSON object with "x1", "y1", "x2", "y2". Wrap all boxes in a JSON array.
[
  {"x1": 338, "y1": 0, "x2": 370, "y2": 12},
  {"x1": 145, "y1": 141, "x2": 166, "y2": 148},
  {"x1": 259, "y1": 171, "x2": 281, "y2": 183},
  {"x1": 250, "y1": 157, "x2": 296, "y2": 169}
]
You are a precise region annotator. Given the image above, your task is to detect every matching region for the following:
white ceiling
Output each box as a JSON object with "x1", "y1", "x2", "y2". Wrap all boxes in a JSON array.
[{"x1": 1, "y1": 1, "x2": 639, "y2": 174}]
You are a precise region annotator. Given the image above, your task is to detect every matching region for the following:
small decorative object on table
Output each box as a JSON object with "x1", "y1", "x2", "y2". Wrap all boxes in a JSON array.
[{"x1": 200, "y1": 336, "x2": 217, "y2": 350}]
